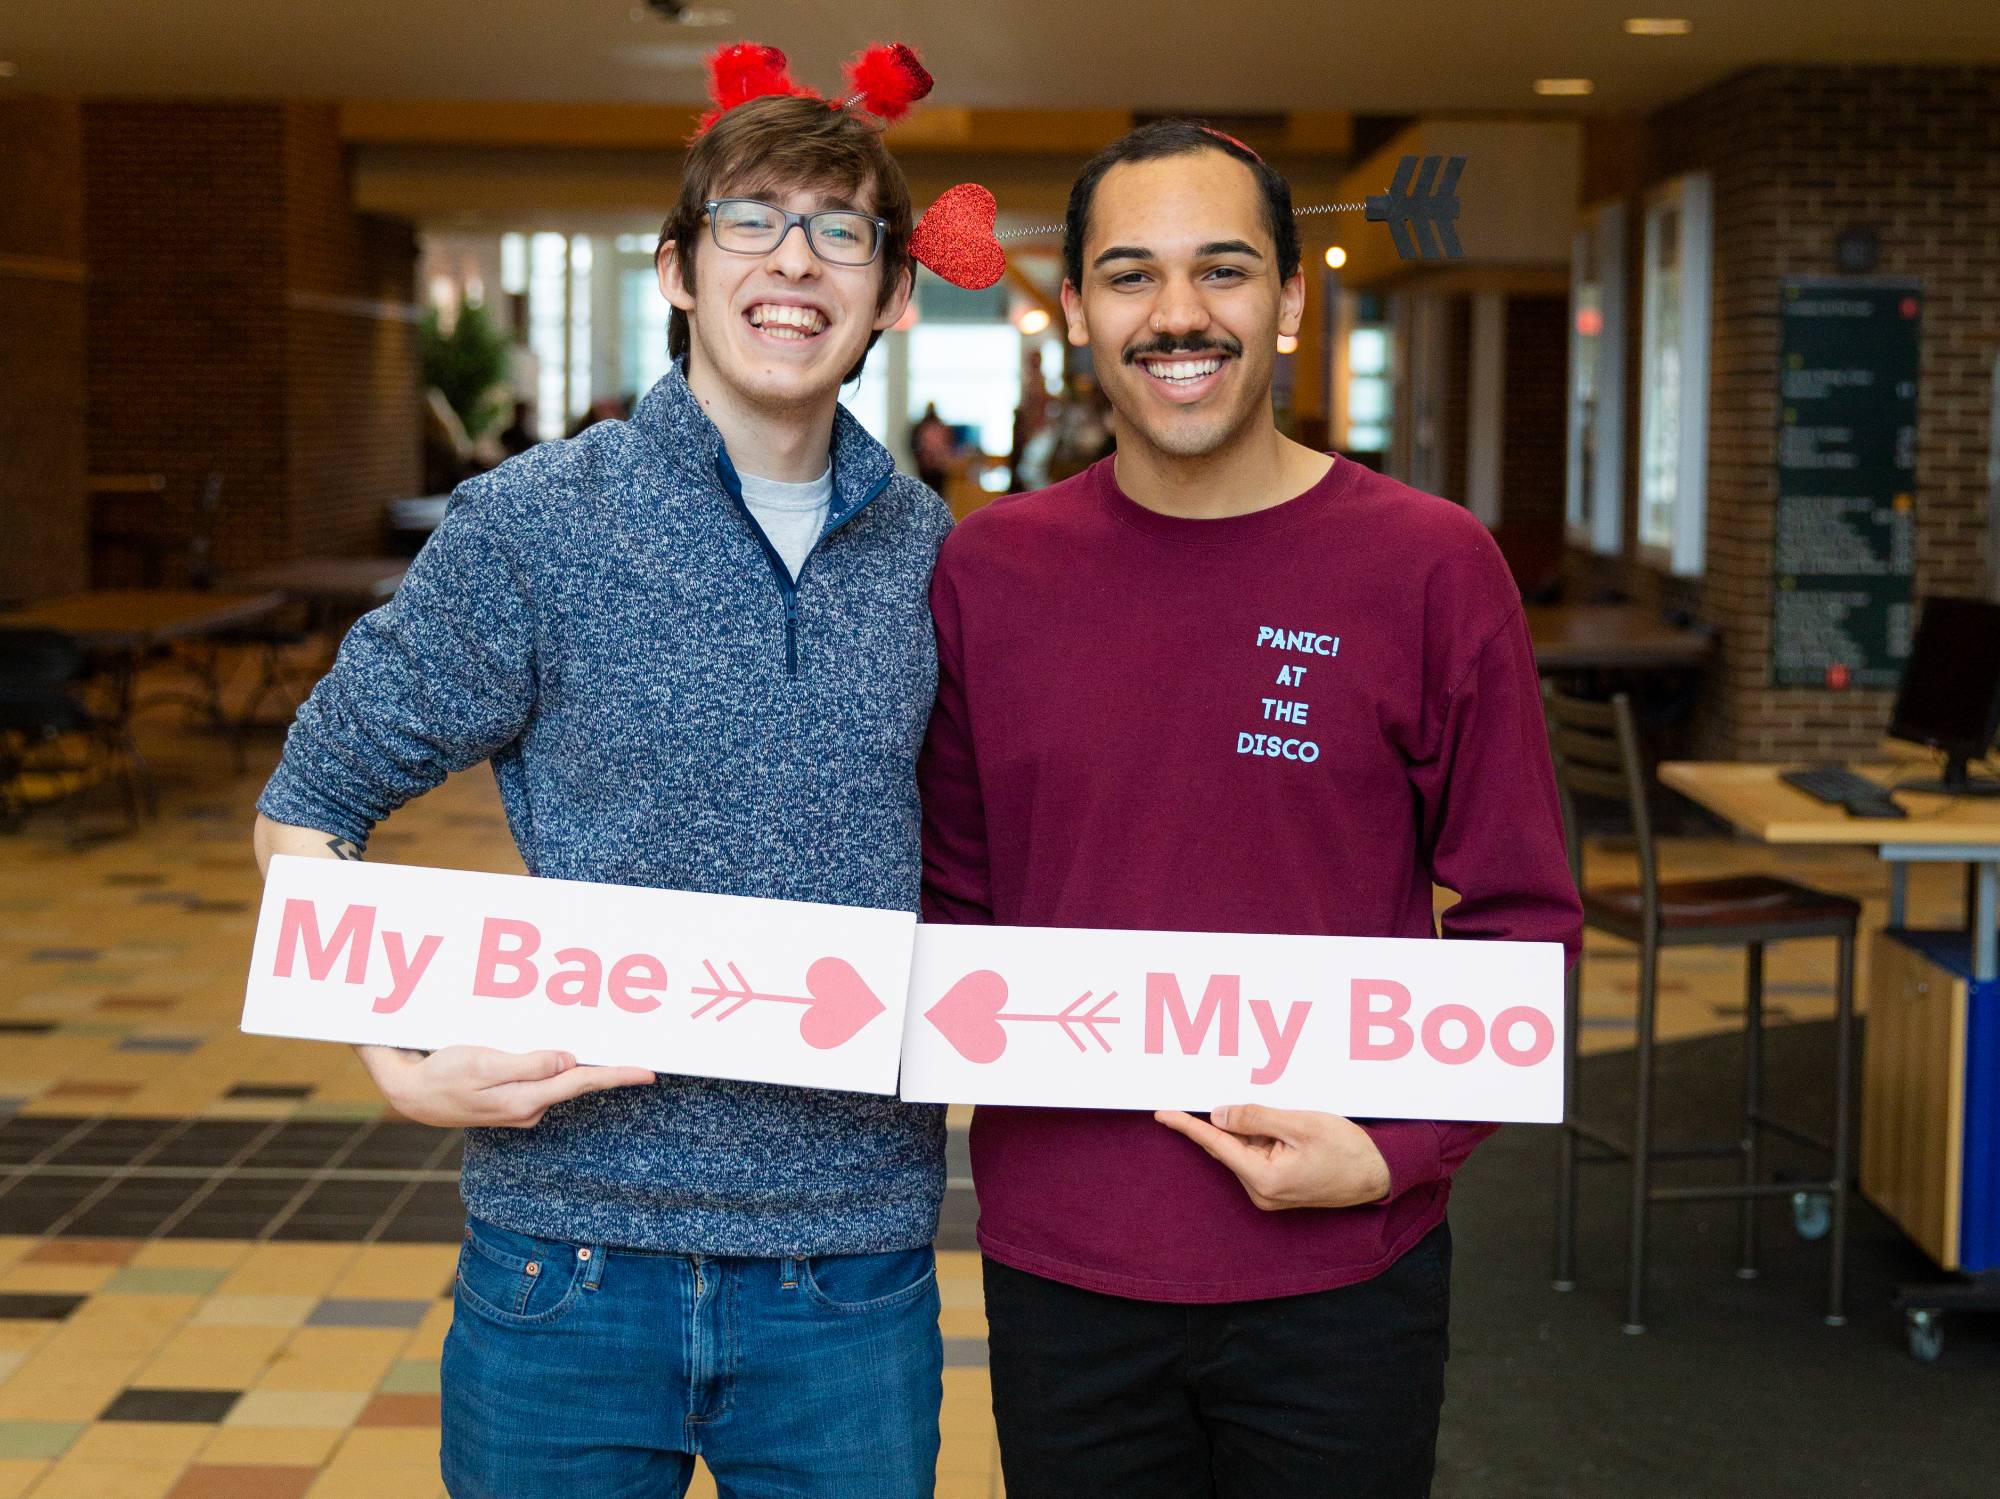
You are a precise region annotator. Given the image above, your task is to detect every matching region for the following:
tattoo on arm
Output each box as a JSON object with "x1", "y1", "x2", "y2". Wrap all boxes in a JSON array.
[{"x1": 325, "y1": 838, "x2": 364, "y2": 862}]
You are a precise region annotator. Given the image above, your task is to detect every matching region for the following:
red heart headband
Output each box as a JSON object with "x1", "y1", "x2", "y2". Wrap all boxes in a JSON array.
[
  {"x1": 695, "y1": 39, "x2": 1007, "y2": 290},
  {"x1": 696, "y1": 40, "x2": 934, "y2": 135},
  {"x1": 902, "y1": 149, "x2": 1470, "y2": 294},
  {"x1": 697, "y1": 43, "x2": 1466, "y2": 294}
]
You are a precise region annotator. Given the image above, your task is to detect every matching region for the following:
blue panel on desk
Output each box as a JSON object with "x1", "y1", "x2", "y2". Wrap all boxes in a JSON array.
[{"x1": 1889, "y1": 930, "x2": 2000, "y2": 1272}]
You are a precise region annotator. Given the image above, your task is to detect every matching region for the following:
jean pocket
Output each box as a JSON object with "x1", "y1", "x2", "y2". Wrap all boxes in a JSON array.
[
  {"x1": 454, "y1": 1217, "x2": 600, "y2": 1329},
  {"x1": 800, "y1": 1246, "x2": 937, "y2": 1315}
]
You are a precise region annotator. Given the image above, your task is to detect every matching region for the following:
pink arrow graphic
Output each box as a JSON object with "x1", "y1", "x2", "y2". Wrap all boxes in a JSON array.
[
  {"x1": 689, "y1": 957, "x2": 885, "y2": 1050},
  {"x1": 924, "y1": 969, "x2": 1120, "y2": 1064}
]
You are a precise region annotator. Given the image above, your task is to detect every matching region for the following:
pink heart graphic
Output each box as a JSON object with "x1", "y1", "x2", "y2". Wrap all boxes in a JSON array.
[
  {"x1": 799, "y1": 957, "x2": 886, "y2": 1050},
  {"x1": 925, "y1": 969, "x2": 1010, "y2": 1064}
]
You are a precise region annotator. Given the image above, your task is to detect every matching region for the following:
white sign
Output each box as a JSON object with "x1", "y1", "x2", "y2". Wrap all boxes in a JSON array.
[
  {"x1": 899, "y1": 925, "x2": 1564, "y2": 1122},
  {"x1": 242, "y1": 857, "x2": 918, "y2": 1096},
  {"x1": 242, "y1": 862, "x2": 1565, "y2": 1122}
]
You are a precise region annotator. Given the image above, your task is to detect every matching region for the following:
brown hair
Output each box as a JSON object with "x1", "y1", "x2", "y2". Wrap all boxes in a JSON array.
[{"x1": 657, "y1": 94, "x2": 915, "y2": 385}]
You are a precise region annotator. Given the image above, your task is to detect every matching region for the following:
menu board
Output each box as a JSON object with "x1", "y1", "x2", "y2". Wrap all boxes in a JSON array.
[{"x1": 1770, "y1": 280, "x2": 1920, "y2": 689}]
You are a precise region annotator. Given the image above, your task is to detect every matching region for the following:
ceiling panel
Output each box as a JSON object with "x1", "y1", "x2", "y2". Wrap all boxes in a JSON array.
[{"x1": 8, "y1": 1, "x2": 2000, "y2": 112}]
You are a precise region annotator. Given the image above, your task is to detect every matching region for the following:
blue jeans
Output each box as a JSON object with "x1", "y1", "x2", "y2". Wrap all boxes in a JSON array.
[{"x1": 441, "y1": 1216, "x2": 943, "y2": 1498}]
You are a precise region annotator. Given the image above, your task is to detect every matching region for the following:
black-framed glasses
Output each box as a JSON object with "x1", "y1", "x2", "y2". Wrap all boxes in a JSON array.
[{"x1": 703, "y1": 199, "x2": 886, "y2": 266}]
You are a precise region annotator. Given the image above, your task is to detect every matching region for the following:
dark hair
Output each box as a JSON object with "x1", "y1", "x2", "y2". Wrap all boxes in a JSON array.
[
  {"x1": 657, "y1": 94, "x2": 914, "y2": 385},
  {"x1": 1063, "y1": 120, "x2": 1300, "y2": 291}
]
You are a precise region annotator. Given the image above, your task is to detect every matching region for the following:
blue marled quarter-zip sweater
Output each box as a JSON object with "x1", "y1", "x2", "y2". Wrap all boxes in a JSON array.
[{"x1": 257, "y1": 362, "x2": 953, "y2": 1255}]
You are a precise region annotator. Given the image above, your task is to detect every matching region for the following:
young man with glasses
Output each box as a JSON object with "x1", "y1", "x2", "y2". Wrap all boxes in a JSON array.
[{"x1": 254, "y1": 94, "x2": 951, "y2": 1498}]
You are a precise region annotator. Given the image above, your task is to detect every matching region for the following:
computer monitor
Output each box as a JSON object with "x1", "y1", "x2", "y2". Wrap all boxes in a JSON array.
[{"x1": 1888, "y1": 595, "x2": 2000, "y2": 796}]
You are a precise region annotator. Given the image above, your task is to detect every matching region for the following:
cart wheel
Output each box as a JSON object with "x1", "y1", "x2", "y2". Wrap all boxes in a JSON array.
[
  {"x1": 1906, "y1": 1309, "x2": 1944, "y2": 1364},
  {"x1": 1791, "y1": 1189, "x2": 1831, "y2": 1242}
]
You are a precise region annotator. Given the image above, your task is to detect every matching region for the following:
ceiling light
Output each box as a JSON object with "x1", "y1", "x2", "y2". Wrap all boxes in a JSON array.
[
  {"x1": 1623, "y1": 18, "x2": 1691, "y2": 35},
  {"x1": 631, "y1": 2, "x2": 735, "y2": 24},
  {"x1": 1276, "y1": 334, "x2": 1300, "y2": 355},
  {"x1": 1534, "y1": 78, "x2": 1595, "y2": 97},
  {"x1": 1324, "y1": 245, "x2": 1348, "y2": 270},
  {"x1": 1016, "y1": 307, "x2": 1051, "y2": 336}
]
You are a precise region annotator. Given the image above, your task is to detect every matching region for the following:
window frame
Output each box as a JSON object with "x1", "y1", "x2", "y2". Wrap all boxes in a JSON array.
[
  {"x1": 1637, "y1": 173, "x2": 1713, "y2": 577},
  {"x1": 1566, "y1": 201, "x2": 1627, "y2": 556}
]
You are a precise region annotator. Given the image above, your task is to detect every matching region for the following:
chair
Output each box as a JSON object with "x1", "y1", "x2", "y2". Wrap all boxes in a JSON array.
[
  {"x1": 1545, "y1": 686, "x2": 1859, "y2": 1333},
  {"x1": 0, "y1": 628, "x2": 144, "y2": 839},
  {"x1": 160, "y1": 472, "x2": 314, "y2": 766}
]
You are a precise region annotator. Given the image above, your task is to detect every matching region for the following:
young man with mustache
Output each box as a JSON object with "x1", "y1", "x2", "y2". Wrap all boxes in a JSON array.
[
  {"x1": 254, "y1": 93, "x2": 951, "y2": 1498},
  {"x1": 920, "y1": 122, "x2": 1582, "y2": 1497}
]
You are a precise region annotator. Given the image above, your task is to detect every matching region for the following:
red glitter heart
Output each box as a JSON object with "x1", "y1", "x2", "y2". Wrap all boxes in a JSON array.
[{"x1": 911, "y1": 184, "x2": 1006, "y2": 291}]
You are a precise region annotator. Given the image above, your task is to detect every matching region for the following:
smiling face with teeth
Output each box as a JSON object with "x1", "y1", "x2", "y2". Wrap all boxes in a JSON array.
[
  {"x1": 1061, "y1": 150, "x2": 1305, "y2": 465},
  {"x1": 660, "y1": 182, "x2": 912, "y2": 421}
]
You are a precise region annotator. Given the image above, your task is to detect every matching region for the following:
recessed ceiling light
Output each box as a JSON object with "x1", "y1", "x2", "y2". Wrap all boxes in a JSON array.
[
  {"x1": 630, "y1": 2, "x2": 735, "y2": 23},
  {"x1": 1534, "y1": 78, "x2": 1595, "y2": 96},
  {"x1": 1623, "y1": 17, "x2": 1692, "y2": 35}
]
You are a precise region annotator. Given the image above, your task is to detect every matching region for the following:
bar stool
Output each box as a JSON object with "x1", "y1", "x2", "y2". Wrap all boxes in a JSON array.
[{"x1": 1544, "y1": 687, "x2": 1859, "y2": 1333}]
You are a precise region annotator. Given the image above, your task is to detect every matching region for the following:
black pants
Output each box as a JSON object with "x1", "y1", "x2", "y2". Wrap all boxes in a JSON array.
[{"x1": 984, "y1": 1223, "x2": 1452, "y2": 1499}]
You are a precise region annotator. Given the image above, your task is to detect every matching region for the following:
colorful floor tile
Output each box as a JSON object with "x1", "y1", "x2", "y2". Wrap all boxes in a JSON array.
[{"x1": 1, "y1": 660, "x2": 1975, "y2": 1498}]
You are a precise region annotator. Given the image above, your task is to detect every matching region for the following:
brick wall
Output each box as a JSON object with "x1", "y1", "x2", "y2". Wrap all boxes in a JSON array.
[
  {"x1": 283, "y1": 105, "x2": 421, "y2": 561},
  {"x1": 0, "y1": 100, "x2": 90, "y2": 602},
  {"x1": 79, "y1": 101, "x2": 418, "y2": 585},
  {"x1": 1569, "y1": 67, "x2": 2000, "y2": 760}
]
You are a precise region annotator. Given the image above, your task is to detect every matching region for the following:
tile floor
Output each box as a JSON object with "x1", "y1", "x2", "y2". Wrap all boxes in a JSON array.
[{"x1": 0, "y1": 678, "x2": 1977, "y2": 1497}]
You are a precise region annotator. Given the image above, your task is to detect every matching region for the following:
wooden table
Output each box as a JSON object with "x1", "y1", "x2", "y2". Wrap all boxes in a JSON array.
[
  {"x1": 0, "y1": 589, "x2": 285, "y2": 652},
  {"x1": 0, "y1": 588, "x2": 287, "y2": 718},
  {"x1": 228, "y1": 558, "x2": 407, "y2": 610},
  {"x1": 1526, "y1": 604, "x2": 1713, "y2": 672},
  {"x1": 1660, "y1": 759, "x2": 2000, "y2": 979},
  {"x1": 0, "y1": 589, "x2": 290, "y2": 820},
  {"x1": 386, "y1": 495, "x2": 451, "y2": 539}
]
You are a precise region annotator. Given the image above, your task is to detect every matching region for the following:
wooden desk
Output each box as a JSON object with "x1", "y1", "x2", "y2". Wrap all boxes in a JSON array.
[
  {"x1": 1660, "y1": 759, "x2": 2000, "y2": 979},
  {"x1": 386, "y1": 495, "x2": 451, "y2": 538},
  {"x1": 1525, "y1": 604, "x2": 1713, "y2": 672},
  {"x1": 0, "y1": 589, "x2": 285, "y2": 652},
  {"x1": 229, "y1": 558, "x2": 407, "y2": 609}
]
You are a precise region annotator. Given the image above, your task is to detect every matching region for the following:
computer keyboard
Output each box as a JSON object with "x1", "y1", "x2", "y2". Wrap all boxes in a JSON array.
[{"x1": 1780, "y1": 765, "x2": 1908, "y2": 818}]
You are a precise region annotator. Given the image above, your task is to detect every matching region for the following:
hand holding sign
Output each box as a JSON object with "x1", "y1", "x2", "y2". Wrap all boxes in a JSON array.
[
  {"x1": 243, "y1": 858, "x2": 918, "y2": 1097},
  {"x1": 244, "y1": 863, "x2": 1563, "y2": 1121},
  {"x1": 1155, "y1": 1105, "x2": 1393, "y2": 1211},
  {"x1": 357, "y1": 1044, "x2": 656, "y2": 1129}
]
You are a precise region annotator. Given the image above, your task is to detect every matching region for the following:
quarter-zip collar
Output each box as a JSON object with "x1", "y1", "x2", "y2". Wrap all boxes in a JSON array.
[
  {"x1": 632, "y1": 360, "x2": 899, "y2": 676},
  {"x1": 630, "y1": 358, "x2": 898, "y2": 527}
]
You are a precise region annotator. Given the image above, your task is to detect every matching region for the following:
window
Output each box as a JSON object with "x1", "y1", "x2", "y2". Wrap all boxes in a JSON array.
[
  {"x1": 840, "y1": 347, "x2": 891, "y2": 445},
  {"x1": 908, "y1": 324, "x2": 1022, "y2": 455},
  {"x1": 1567, "y1": 202, "x2": 1626, "y2": 554},
  {"x1": 528, "y1": 233, "x2": 569, "y2": 440},
  {"x1": 1345, "y1": 293, "x2": 1391, "y2": 454},
  {"x1": 619, "y1": 262, "x2": 671, "y2": 399},
  {"x1": 1638, "y1": 174, "x2": 1712, "y2": 576}
]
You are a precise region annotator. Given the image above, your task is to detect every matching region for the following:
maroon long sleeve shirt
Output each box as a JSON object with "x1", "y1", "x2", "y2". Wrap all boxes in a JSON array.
[{"x1": 918, "y1": 454, "x2": 1582, "y2": 1303}]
